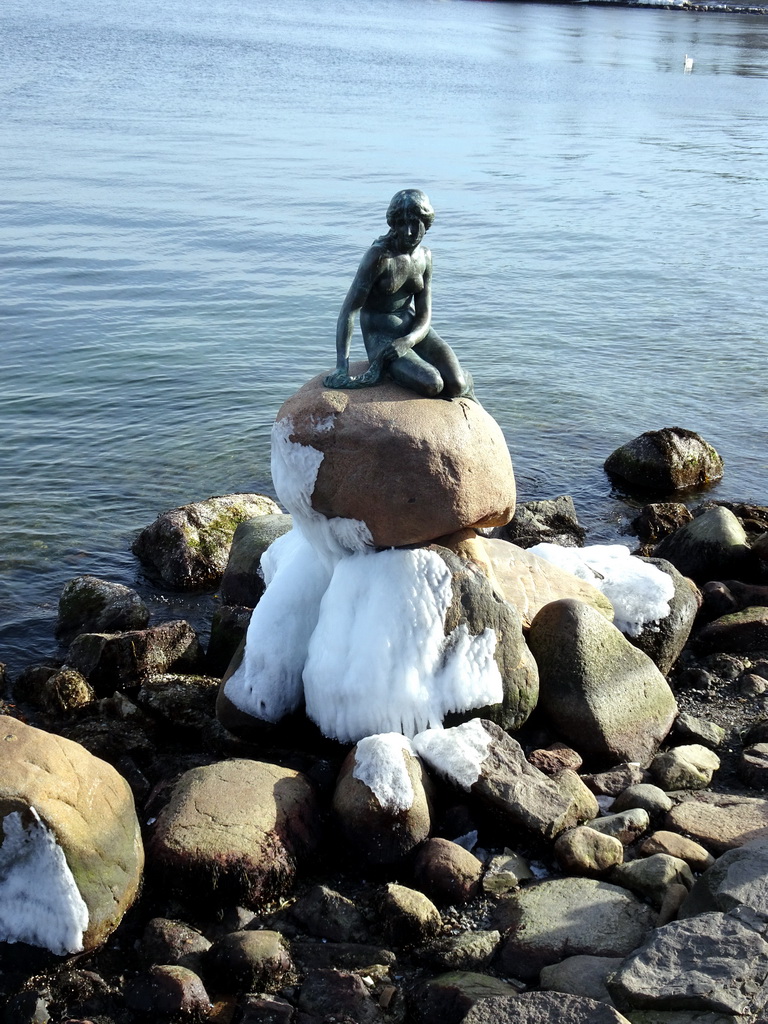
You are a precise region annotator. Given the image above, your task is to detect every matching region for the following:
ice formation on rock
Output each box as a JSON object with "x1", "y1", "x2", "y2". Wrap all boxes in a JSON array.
[
  {"x1": 413, "y1": 719, "x2": 493, "y2": 791},
  {"x1": 352, "y1": 734, "x2": 416, "y2": 813},
  {"x1": 0, "y1": 807, "x2": 89, "y2": 956},
  {"x1": 529, "y1": 543, "x2": 675, "y2": 636}
]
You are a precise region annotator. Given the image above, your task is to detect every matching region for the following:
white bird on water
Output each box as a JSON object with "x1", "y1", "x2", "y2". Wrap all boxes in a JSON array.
[{"x1": 684, "y1": 54, "x2": 694, "y2": 71}]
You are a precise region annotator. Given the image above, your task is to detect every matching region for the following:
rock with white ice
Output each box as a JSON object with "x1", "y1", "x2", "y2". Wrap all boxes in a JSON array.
[{"x1": 0, "y1": 718, "x2": 144, "y2": 953}]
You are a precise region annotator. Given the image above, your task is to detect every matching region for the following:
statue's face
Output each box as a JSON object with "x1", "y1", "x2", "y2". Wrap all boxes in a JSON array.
[{"x1": 391, "y1": 212, "x2": 426, "y2": 254}]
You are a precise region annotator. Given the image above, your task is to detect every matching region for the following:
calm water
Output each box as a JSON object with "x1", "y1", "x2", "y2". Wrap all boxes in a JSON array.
[{"x1": 1, "y1": 0, "x2": 767, "y2": 676}]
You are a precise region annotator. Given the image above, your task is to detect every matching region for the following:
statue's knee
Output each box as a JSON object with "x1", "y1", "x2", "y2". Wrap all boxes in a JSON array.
[
  {"x1": 422, "y1": 378, "x2": 444, "y2": 398},
  {"x1": 442, "y1": 373, "x2": 466, "y2": 399}
]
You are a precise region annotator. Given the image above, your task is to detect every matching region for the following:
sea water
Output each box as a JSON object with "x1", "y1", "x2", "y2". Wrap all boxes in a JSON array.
[{"x1": 1, "y1": 0, "x2": 766, "y2": 675}]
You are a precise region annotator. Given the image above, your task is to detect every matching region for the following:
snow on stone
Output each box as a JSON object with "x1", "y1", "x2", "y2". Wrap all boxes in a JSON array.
[
  {"x1": 224, "y1": 528, "x2": 331, "y2": 721},
  {"x1": 0, "y1": 807, "x2": 89, "y2": 956},
  {"x1": 303, "y1": 548, "x2": 503, "y2": 743},
  {"x1": 412, "y1": 719, "x2": 493, "y2": 791},
  {"x1": 352, "y1": 733, "x2": 416, "y2": 813},
  {"x1": 529, "y1": 542, "x2": 675, "y2": 636},
  {"x1": 271, "y1": 417, "x2": 373, "y2": 569}
]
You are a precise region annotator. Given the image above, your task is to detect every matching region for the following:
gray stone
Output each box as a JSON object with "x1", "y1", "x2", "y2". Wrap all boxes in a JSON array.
[
  {"x1": 204, "y1": 930, "x2": 293, "y2": 994},
  {"x1": 497, "y1": 495, "x2": 586, "y2": 549},
  {"x1": 554, "y1": 826, "x2": 625, "y2": 876},
  {"x1": 674, "y1": 713, "x2": 726, "y2": 749},
  {"x1": 651, "y1": 744, "x2": 720, "y2": 791},
  {"x1": 527, "y1": 599, "x2": 677, "y2": 766},
  {"x1": 494, "y1": 877, "x2": 654, "y2": 981},
  {"x1": 220, "y1": 513, "x2": 293, "y2": 606},
  {"x1": 297, "y1": 967, "x2": 384, "y2": 1024},
  {"x1": 628, "y1": 558, "x2": 698, "y2": 675},
  {"x1": 141, "y1": 917, "x2": 212, "y2": 972},
  {"x1": 148, "y1": 759, "x2": 321, "y2": 907},
  {"x1": 613, "y1": 784, "x2": 673, "y2": 817},
  {"x1": 665, "y1": 793, "x2": 768, "y2": 855},
  {"x1": 638, "y1": 832, "x2": 715, "y2": 873},
  {"x1": 697, "y1": 607, "x2": 768, "y2": 656},
  {"x1": 654, "y1": 507, "x2": 756, "y2": 586},
  {"x1": 539, "y1": 955, "x2": 625, "y2": 1004},
  {"x1": 290, "y1": 884, "x2": 368, "y2": 943},
  {"x1": 604, "y1": 428, "x2": 723, "y2": 493},
  {"x1": 587, "y1": 808, "x2": 651, "y2": 844},
  {"x1": 608, "y1": 911, "x2": 768, "y2": 1015},
  {"x1": 417, "y1": 930, "x2": 501, "y2": 972},
  {"x1": 620, "y1": 1013, "x2": 738, "y2": 1024},
  {"x1": 408, "y1": 972, "x2": 524, "y2": 1024},
  {"x1": 679, "y1": 840, "x2": 768, "y2": 920},
  {"x1": 610, "y1": 854, "x2": 694, "y2": 908},
  {"x1": 132, "y1": 493, "x2": 281, "y2": 589},
  {"x1": 583, "y1": 763, "x2": 651, "y2": 796},
  {"x1": 57, "y1": 575, "x2": 149, "y2": 642},
  {"x1": 483, "y1": 850, "x2": 534, "y2": 894},
  {"x1": 460, "y1": 991, "x2": 632, "y2": 1023}
]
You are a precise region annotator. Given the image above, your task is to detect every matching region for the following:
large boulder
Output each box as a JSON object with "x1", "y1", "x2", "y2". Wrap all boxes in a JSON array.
[
  {"x1": 527, "y1": 599, "x2": 677, "y2": 766},
  {"x1": 56, "y1": 576, "x2": 149, "y2": 642},
  {"x1": 679, "y1": 839, "x2": 768, "y2": 919},
  {"x1": 132, "y1": 493, "x2": 281, "y2": 589},
  {"x1": 604, "y1": 427, "x2": 724, "y2": 493},
  {"x1": 654, "y1": 507, "x2": 758, "y2": 585},
  {"x1": 148, "y1": 758, "x2": 321, "y2": 907},
  {"x1": 0, "y1": 718, "x2": 144, "y2": 954},
  {"x1": 629, "y1": 557, "x2": 699, "y2": 674},
  {"x1": 220, "y1": 513, "x2": 293, "y2": 606},
  {"x1": 272, "y1": 368, "x2": 516, "y2": 549}
]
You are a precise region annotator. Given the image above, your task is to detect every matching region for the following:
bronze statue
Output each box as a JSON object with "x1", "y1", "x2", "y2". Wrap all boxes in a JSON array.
[{"x1": 324, "y1": 190, "x2": 475, "y2": 400}]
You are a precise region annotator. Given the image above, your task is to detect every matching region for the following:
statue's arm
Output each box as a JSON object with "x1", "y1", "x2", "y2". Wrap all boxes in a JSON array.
[{"x1": 333, "y1": 247, "x2": 381, "y2": 372}]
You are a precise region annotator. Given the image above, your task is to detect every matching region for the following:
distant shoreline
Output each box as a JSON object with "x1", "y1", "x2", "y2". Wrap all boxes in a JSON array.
[{"x1": 517, "y1": 0, "x2": 768, "y2": 14}]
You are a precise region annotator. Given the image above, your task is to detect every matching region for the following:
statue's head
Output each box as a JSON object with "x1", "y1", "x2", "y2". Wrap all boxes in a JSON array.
[{"x1": 386, "y1": 189, "x2": 435, "y2": 231}]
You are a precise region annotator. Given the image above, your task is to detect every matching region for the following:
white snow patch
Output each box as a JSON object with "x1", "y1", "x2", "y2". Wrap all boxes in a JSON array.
[
  {"x1": 352, "y1": 734, "x2": 416, "y2": 813},
  {"x1": 271, "y1": 417, "x2": 373, "y2": 570},
  {"x1": 224, "y1": 528, "x2": 331, "y2": 721},
  {"x1": 412, "y1": 719, "x2": 493, "y2": 791},
  {"x1": 0, "y1": 807, "x2": 89, "y2": 955},
  {"x1": 529, "y1": 543, "x2": 675, "y2": 636},
  {"x1": 303, "y1": 548, "x2": 503, "y2": 743}
]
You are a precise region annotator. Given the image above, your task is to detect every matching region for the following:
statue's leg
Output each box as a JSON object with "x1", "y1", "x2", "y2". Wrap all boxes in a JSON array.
[
  {"x1": 413, "y1": 330, "x2": 470, "y2": 399},
  {"x1": 387, "y1": 349, "x2": 444, "y2": 397}
]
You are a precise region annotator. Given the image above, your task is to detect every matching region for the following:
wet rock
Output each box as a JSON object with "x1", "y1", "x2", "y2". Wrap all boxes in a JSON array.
[
  {"x1": 297, "y1": 967, "x2": 384, "y2": 1024},
  {"x1": 527, "y1": 599, "x2": 677, "y2": 766},
  {"x1": 608, "y1": 910, "x2": 768, "y2": 1015},
  {"x1": 0, "y1": 718, "x2": 144, "y2": 953},
  {"x1": 612, "y1": 784, "x2": 673, "y2": 817},
  {"x1": 495, "y1": 494, "x2": 586, "y2": 549},
  {"x1": 665, "y1": 793, "x2": 768, "y2": 855},
  {"x1": 586, "y1": 808, "x2": 651, "y2": 845},
  {"x1": 697, "y1": 606, "x2": 768, "y2": 656},
  {"x1": 416, "y1": 930, "x2": 501, "y2": 971},
  {"x1": 66, "y1": 619, "x2": 202, "y2": 693},
  {"x1": 136, "y1": 672, "x2": 218, "y2": 737},
  {"x1": 331, "y1": 736, "x2": 432, "y2": 865},
  {"x1": 629, "y1": 558, "x2": 698, "y2": 675},
  {"x1": 141, "y1": 917, "x2": 212, "y2": 971},
  {"x1": 527, "y1": 742, "x2": 583, "y2": 775},
  {"x1": 479, "y1": 538, "x2": 614, "y2": 629},
  {"x1": 604, "y1": 427, "x2": 723, "y2": 493},
  {"x1": 632, "y1": 503, "x2": 694, "y2": 545},
  {"x1": 610, "y1": 854, "x2": 694, "y2": 909},
  {"x1": 290, "y1": 885, "x2": 368, "y2": 943},
  {"x1": 23, "y1": 666, "x2": 95, "y2": 716},
  {"x1": 220, "y1": 512, "x2": 293, "y2": 606},
  {"x1": 673, "y1": 712, "x2": 725, "y2": 749},
  {"x1": 493, "y1": 877, "x2": 655, "y2": 981},
  {"x1": 412, "y1": 838, "x2": 483, "y2": 906},
  {"x1": 462, "y1": 992, "x2": 633, "y2": 1023},
  {"x1": 148, "y1": 759, "x2": 321, "y2": 907},
  {"x1": 133, "y1": 492, "x2": 281, "y2": 589},
  {"x1": 56, "y1": 575, "x2": 149, "y2": 643},
  {"x1": 274, "y1": 370, "x2": 516, "y2": 549},
  {"x1": 237, "y1": 993, "x2": 296, "y2": 1024},
  {"x1": 638, "y1": 831, "x2": 715, "y2": 873},
  {"x1": 204, "y1": 929, "x2": 293, "y2": 994},
  {"x1": 414, "y1": 719, "x2": 598, "y2": 841},
  {"x1": 124, "y1": 965, "x2": 211, "y2": 1017},
  {"x1": 554, "y1": 826, "x2": 624, "y2": 876},
  {"x1": 408, "y1": 972, "x2": 524, "y2": 1024},
  {"x1": 678, "y1": 839, "x2": 768, "y2": 919},
  {"x1": 206, "y1": 605, "x2": 253, "y2": 677},
  {"x1": 740, "y1": 744, "x2": 768, "y2": 789},
  {"x1": 539, "y1": 954, "x2": 625, "y2": 1005},
  {"x1": 650, "y1": 744, "x2": 720, "y2": 791},
  {"x1": 58, "y1": 692, "x2": 157, "y2": 765},
  {"x1": 376, "y1": 883, "x2": 441, "y2": 947},
  {"x1": 654, "y1": 507, "x2": 757, "y2": 586}
]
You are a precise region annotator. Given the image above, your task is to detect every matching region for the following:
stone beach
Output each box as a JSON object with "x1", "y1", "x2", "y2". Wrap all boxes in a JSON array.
[{"x1": 2, "y1": 387, "x2": 768, "y2": 1024}]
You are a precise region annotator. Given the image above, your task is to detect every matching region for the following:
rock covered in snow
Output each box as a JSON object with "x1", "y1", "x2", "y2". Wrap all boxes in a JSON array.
[
  {"x1": 148, "y1": 759, "x2": 321, "y2": 908},
  {"x1": 413, "y1": 719, "x2": 598, "y2": 840},
  {"x1": 332, "y1": 734, "x2": 433, "y2": 864},
  {"x1": 0, "y1": 718, "x2": 144, "y2": 954},
  {"x1": 527, "y1": 599, "x2": 678, "y2": 766},
  {"x1": 628, "y1": 557, "x2": 699, "y2": 675},
  {"x1": 604, "y1": 427, "x2": 724, "y2": 493},
  {"x1": 272, "y1": 368, "x2": 516, "y2": 550},
  {"x1": 132, "y1": 493, "x2": 281, "y2": 589}
]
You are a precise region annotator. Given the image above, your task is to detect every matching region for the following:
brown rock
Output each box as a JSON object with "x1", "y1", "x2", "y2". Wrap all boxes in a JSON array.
[
  {"x1": 527, "y1": 742, "x2": 583, "y2": 775},
  {"x1": 554, "y1": 826, "x2": 624, "y2": 876},
  {"x1": 273, "y1": 369, "x2": 516, "y2": 548},
  {"x1": 665, "y1": 792, "x2": 768, "y2": 854},
  {"x1": 413, "y1": 838, "x2": 483, "y2": 905},
  {"x1": 638, "y1": 830, "x2": 715, "y2": 872},
  {"x1": 697, "y1": 606, "x2": 768, "y2": 655},
  {"x1": 204, "y1": 930, "x2": 294, "y2": 994},
  {"x1": 377, "y1": 883, "x2": 441, "y2": 947}
]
